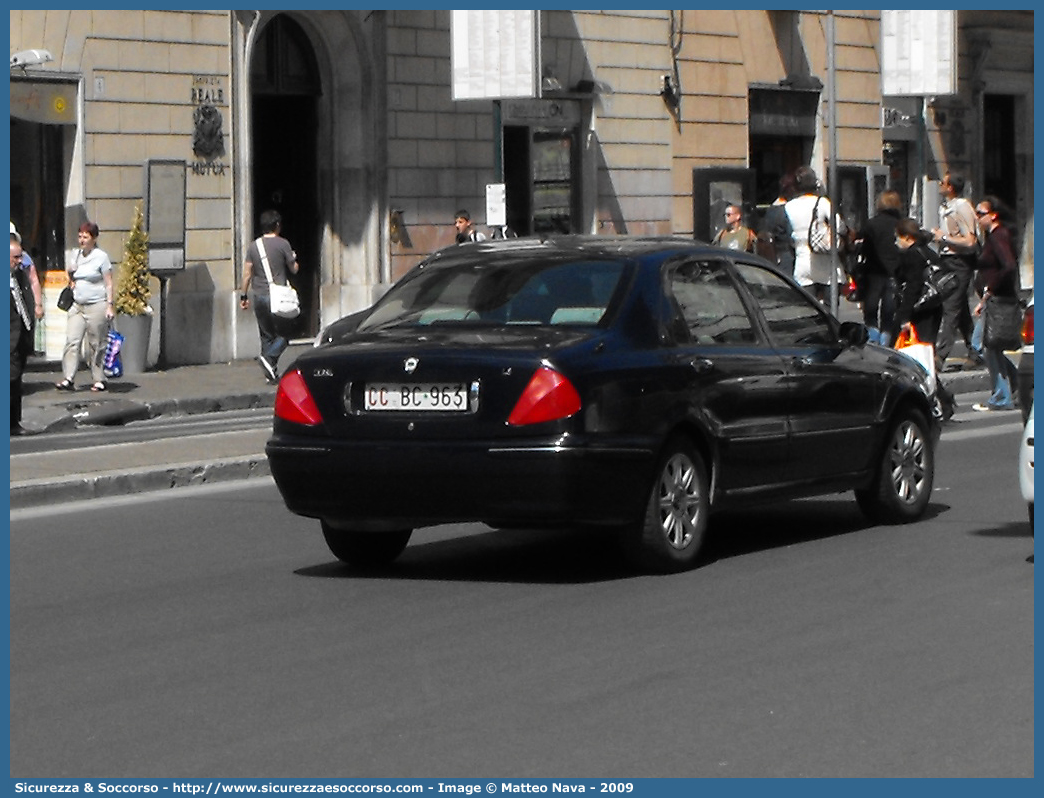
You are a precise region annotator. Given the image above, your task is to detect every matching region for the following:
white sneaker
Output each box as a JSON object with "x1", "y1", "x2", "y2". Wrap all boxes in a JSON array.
[
  {"x1": 973, "y1": 402, "x2": 1015, "y2": 412},
  {"x1": 257, "y1": 355, "x2": 278, "y2": 382}
]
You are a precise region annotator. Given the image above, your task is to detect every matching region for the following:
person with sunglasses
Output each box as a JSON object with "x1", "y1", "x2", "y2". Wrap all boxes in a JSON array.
[
  {"x1": 712, "y1": 204, "x2": 756, "y2": 253},
  {"x1": 970, "y1": 196, "x2": 1019, "y2": 412},
  {"x1": 931, "y1": 172, "x2": 980, "y2": 370}
]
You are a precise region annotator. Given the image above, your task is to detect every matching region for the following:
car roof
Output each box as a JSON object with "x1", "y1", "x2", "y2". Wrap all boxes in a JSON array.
[{"x1": 422, "y1": 235, "x2": 720, "y2": 267}]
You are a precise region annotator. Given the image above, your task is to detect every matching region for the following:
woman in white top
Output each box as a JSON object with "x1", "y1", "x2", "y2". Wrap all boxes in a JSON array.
[
  {"x1": 785, "y1": 166, "x2": 846, "y2": 303},
  {"x1": 55, "y1": 221, "x2": 115, "y2": 392}
]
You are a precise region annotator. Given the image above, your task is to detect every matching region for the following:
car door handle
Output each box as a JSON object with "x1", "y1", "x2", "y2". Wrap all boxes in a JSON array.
[{"x1": 690, "y1": 358, "x2": 715, "y2": 374}]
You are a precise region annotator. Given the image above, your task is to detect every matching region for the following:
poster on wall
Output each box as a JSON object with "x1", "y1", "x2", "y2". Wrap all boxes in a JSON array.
[
  {"x1": 451, "y1": 11, "x2": 539, "y2": 101},
  {"x1": 881, "y1": 10, "x2": 957, "y2": 96},
  {"x1": 145, "y1": 159, "x2": 186, "y2": 272}
]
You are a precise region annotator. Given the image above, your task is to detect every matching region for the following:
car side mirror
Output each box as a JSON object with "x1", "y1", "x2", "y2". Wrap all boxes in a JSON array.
[{"x1": 839, "y1": 321, "x2": 870, "y2": 347}]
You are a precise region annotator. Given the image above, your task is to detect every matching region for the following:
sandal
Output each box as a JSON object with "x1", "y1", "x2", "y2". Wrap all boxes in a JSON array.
[
  {"x1": 90, "y1": 382, "x2": 107, "y2": 392},
  {"x1": 55, "y1": 379, "x2": 74, "y2": 392}
]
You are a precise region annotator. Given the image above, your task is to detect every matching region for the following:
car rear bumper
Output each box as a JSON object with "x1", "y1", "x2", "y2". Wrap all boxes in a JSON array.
[{"x1": 266, "y1": 434, "x2": 656, "y2": 529}]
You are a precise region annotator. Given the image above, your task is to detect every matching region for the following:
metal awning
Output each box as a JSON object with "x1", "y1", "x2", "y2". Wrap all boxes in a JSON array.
[{"x1": 10, "y1": 75, "x2": 79, "y2": 125}]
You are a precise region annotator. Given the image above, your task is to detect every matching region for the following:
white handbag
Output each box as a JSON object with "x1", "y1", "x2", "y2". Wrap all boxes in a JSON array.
[
  {"x1": 807, "y1": 196, "x2": 832, "y2": 254},
  {"x1": 895, "y1": 328, "x2": 937, "y2": 395},
  {"x1": 255, "y1": 236, "x2": 300, "y2": 319}
]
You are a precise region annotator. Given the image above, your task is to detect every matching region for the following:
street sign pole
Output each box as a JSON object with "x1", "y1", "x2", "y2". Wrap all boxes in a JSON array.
[{"x1": 826, "y1": 11, "x2": 840, "y2": 316}]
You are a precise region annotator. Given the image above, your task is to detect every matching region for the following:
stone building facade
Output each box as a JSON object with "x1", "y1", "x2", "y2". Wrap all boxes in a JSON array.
[{"x1": 9, "y1": 9, "x2": 1033, "y2": 366}]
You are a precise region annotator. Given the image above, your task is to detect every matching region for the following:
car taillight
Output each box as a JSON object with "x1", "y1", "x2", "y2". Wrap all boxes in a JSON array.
[
  {"x1": 1021, "y1": 304, "x2": 1034, "y2": 347},
  {"x1": 274, "y1": 369, "x2": 323, "y2": 426},
  {"x1": 507, "y1": 366, "x2": 581, "y2": 426}
]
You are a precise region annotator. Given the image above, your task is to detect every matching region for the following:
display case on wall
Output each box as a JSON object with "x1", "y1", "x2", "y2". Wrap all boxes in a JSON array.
[{"x1": 692, "y1": 168, "x2": 756, "y2": 243}]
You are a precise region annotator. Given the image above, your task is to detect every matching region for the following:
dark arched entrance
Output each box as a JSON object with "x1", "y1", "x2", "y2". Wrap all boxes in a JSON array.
[{"x1": 250, "y1": 14, "x2": 322, "y2": 337}]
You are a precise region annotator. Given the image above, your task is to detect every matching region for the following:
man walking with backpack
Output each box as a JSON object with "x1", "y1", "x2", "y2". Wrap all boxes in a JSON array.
[{"x1": 931, "y1": 172, "x2": 980, "y2": 370}]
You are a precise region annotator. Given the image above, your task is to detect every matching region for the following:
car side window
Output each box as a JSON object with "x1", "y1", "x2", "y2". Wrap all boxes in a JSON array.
[
  {"x1": 732, "y1": 261, "x2": 837, "y2": 347},
  {"x1": 666, "y1": 259, "x2": 757, "y2": 345}
]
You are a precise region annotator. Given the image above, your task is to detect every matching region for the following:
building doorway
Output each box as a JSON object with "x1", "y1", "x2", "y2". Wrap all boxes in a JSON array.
[
  {"x1": 500, "y1": 100, "x2": 583, "y2": 237},
  {"x1": 982, "y1": 94, "x2": 1016, "y2": 214},
  {"x1": 747, "y1": 87, "x2": 818, "y2": 232},
  {"x1": 749, "y1": 135, "x2": 808, "y2": 210},
  {"x1": 747, "y1": 133, "x2": 809, "y2": 240},
  {"x1": 504, "y1": 126, "x2": 580, "y2": 236},
  {"x1": 249, "y1": 14, "x2": 322, "y2": 337},
  {"x1": 11, "y1": 79, "x2": 78, "y2": 358},
  {"x1": 9, "y1": 117, "x2": 67, "y2": 275}
]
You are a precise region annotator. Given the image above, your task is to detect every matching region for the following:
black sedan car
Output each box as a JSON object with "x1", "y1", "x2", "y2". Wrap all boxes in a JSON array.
[{"x1": 267, "y1": 236, "x2": 939, "y2": 573}]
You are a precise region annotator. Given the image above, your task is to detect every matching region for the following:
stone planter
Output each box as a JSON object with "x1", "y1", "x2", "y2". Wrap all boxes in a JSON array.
[{"x1": 115, "y1": 312, "x2": 152, "y2": 376}]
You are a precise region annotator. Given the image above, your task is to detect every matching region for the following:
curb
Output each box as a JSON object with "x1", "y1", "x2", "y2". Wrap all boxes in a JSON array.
[
  {"x1": 937, "y1": 369, "x2": 990, "y2": 394},
  {"x1": 10, "y1": 454, "x2": 272, "y2": 510},
  {"x1": 21, "y1": 391, "x2": 275, "y2": 433}
]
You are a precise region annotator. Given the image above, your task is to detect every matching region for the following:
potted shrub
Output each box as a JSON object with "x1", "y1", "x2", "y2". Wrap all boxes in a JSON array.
[{"x1": 114, "y1": 205, "x2": 153, "y2": 374}]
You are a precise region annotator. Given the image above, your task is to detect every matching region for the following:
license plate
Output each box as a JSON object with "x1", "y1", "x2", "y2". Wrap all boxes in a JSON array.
[{"x1": 364, "y1": 383, "x2": 471, "y2": 412}]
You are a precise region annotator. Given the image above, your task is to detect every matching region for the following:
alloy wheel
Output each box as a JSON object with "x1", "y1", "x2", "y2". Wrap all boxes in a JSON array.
[
  {"x1": 657, "y1": 452, "x2": 702, "y2": 549},
  {"x1": 888, "y1": 419, "x2": 929, "y2": 505}
]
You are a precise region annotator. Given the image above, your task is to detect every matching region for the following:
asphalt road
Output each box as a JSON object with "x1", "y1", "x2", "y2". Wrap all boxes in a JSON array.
[{"x1": 9, "y1": 406, "x2": 1032, "y2": 778}]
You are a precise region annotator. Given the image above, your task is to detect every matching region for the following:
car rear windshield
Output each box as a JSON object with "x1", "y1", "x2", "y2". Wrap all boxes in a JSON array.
[{"x1": 358, "y1": 258, "x2": 627, "y2": 330}]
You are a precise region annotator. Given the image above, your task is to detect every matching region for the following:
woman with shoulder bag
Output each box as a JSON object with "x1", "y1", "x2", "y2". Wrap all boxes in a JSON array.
[
  {"x1": 893, "y1": 218, "x2": 956, "y2": 420},
  {"x1": 55, "y1": 221, "x2": 114, "y2": 393},
  {"x1": 971, "y1": 197, "x2": 1020, "y2": 412},
  {"x1": 785, "y1": 166, "x2": 847, "y2": 303},
  {"x1": 239, "y1": 209, "x2": 300, "y2": 383}
]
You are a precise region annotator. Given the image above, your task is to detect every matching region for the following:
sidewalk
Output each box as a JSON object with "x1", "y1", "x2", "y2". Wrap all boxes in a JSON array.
[
  {"x1": 9, "y1": 343, "x2": 995, "y2": 510},
  {"x1": 9, "y1": 344, "x2": 309, "y2": 509},
  {"x1": 18, "y1": 356, "x2": 281, "y2": 434}
]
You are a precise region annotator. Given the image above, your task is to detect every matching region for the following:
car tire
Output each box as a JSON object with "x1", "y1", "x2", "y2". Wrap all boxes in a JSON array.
[
  {"x1": 320, "y1": 522, "x2": 412, "y2": 568},
  {"x1": 620, "y1": 436, "x2": 709, "y2": 574},
  {"x1": 855, "y1": 408, "x2": 934, "y2": 524}
]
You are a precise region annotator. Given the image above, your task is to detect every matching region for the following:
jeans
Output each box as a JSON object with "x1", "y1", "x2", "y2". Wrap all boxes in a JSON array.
[
  {"x1": 984, "y1": 344, "x2": 1017, "y2": 409},
  {"x1": 970, "y1": 313, "x2": 984, "y2": 358},
  {"x1": 251, "y1": 291, "x2": 289, "y2": 365}
]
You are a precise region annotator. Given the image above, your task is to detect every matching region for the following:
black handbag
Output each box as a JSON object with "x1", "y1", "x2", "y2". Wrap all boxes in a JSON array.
[
  {"x1": 983, "y1": 295, "x2": 1023, "y2": 350},
  {"x1": 57, "y1": 285, "x2": 74, "y2": 311},
  {"x1": 913, "y1": 265, "x2": 959, "y2": 313}
]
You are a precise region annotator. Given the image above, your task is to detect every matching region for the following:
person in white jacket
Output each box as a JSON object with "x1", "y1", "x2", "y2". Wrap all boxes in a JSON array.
[{"x1": 785, "y1": 166, "x2": 846, "y2": 303}]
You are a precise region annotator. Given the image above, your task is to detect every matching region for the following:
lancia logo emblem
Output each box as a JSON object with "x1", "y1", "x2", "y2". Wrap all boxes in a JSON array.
[{"x1": 404, "y1": 357, "x2": 419, "y2": 374}]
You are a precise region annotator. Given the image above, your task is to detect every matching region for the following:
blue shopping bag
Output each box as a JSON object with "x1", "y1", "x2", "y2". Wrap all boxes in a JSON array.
[{"x1": 103, "y1": 327, "x2": 125, "y2": 378}]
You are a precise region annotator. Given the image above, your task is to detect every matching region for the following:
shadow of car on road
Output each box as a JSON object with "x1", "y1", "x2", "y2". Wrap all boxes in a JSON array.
[
  {"x1": 971, "y1": 520, "x2": 1034, "y2": 539},
  {"x1": 293, "y1": 497, "x2": 944, "y2": 585}
]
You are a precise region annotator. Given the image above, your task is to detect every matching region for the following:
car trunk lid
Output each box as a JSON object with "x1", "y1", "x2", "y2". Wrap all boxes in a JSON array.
[{"x1": 287, "y1": 326, "x2": 598, "y2": 440}]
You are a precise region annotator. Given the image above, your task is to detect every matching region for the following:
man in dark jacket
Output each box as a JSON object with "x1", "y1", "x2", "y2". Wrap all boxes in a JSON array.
[
  {"x1": 856, "y1": 190, "x2": 903, "y2": 341},
  {"x1": 10, "y1": 240, "x2": 35, "y2": 434}
]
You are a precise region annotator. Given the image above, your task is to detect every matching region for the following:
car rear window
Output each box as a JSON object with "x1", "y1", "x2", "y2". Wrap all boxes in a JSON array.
[{"x1": 359, "y1": 258, "x2": 626, "y2": 330}]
